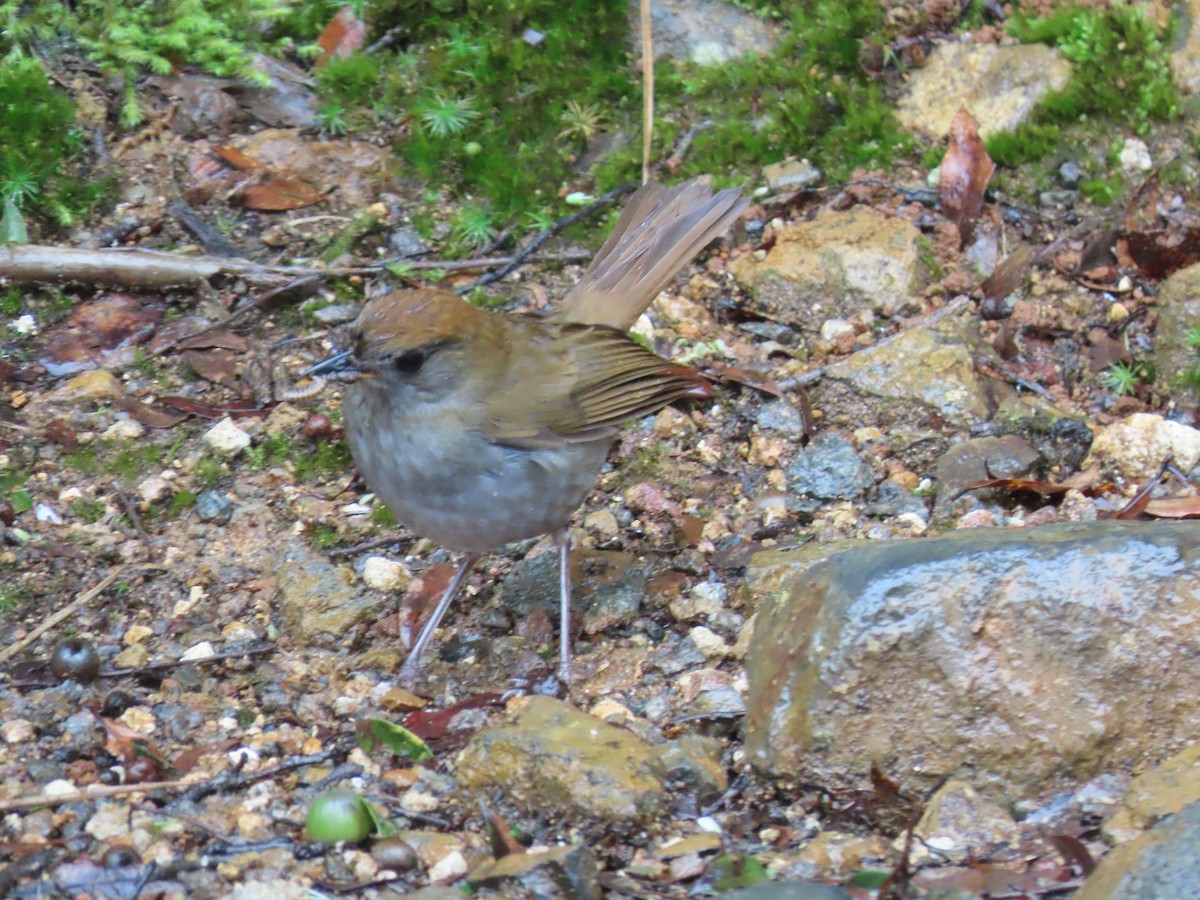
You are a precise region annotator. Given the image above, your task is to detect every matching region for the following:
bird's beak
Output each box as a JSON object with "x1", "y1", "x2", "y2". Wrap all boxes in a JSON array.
[{"x1": 303, "y1": 349, "x2": 361, "y2": 379}]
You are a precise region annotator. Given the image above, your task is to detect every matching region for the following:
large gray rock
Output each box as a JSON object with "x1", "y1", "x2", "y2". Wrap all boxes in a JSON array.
[
  {"x1": 1075, "y1": 799, "x2": 1200, "y2": 900},
  {"x1": 745, "y1": 522, "x2": 1200, "y2": 796},
  {"x1": 1152, "y1": 262, "x2": 1200, "y2": 409}
]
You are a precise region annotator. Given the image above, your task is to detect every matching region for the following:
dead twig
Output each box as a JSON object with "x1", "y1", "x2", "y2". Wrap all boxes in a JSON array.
[
  {"x1": 640, "y1": 0, "x2": 654, "y2": 185},
  {"x1": 0, "y1": 778, "x2": 193, "y2": 814},
  {"x1": 0, "y1": 565, "x2": 128, "y2": 666},
  {"x1": 172, "y1": 735, "x2": 353, "y2": 806},
  {"x1": 327, "y1": 533, "x2": 409, "y2": 558},
  {"x1": 457, "y1": 187, "x2": 635, "y2": 294}
]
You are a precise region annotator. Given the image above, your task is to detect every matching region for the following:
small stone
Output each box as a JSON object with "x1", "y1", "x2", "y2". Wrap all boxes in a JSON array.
[
  {"x1": 11, "y1": 314, "x2": 37, "y2": 335},
  {"x1": 203, "y1": 417, "x2": 251, "y2": 456},
  {"x1": 119, "y1": 706, "x2": 157, "y2": 734},
  {"x1": 689, "y1": 625, "x2": 730, "y2": 658},
  {"x1": 41, "y1": 779, "x2": 78, "y2": 797},
  {"x1": 956, "y1": 509, "x2": 998, "y2": 529},
  {"x1": 400, "y1": 789, "x2": 440, "y2": 814},
  {"x1": 756, "y1": 400, "x2": 805, "y2": 438},
  {"x1": 1087, "y1": 413, "x2": 1200, "y2": 481},
  {"x1": 313, "y1": 303, "x2": 360, "y2": 325},
  {"x1": 2, "y1": 718, "x2": 34, "y2": 743},
  {"x1": 35, "y1": 503, "x2": 64, "y2": 524},
  {"x1": 584, "y1": 509, "x2": 619, "y2": 538},
  {"x1": 362, "y1": 556, "x2": 411, "y2": 592},
  {"x1": 195, "y1": 489, "x2": 235, "y2": 524},
  {"x1": 86, "y1": 803, "x2": 132, "y2": 841},
  {"x1": 180, "y1": 641, "x2": 215, "y2": 661},
  {"x1": 138, "y1": 474, "x2": 173, "y2": 504},
  {"x1": 103, "y1": 418, "x2": 146, "y2": 441},
  {"x1": 124, "y1": 624, "x2": 153, "y2": 645},
  {"x1": 820, "y1": 318, "x2": 854, "y2": 341},
  {"x1": 1039, "y1": 189, "x2": 1077, "y2": 209},
  {"x1": 1119, "y1": 137, "x2": 1152, "y2": 174},
  {"x1": 1058, "y1": 160, "x2": 1083, "y2": 188},
  {"x1": 1108, "y1": 302, "x2": 1129, "y2": 324},
  {"x1": 763, "y1": 157, "x2": 821, "y2": 192},
  {"x1": 52, "y1": 370, "x2": 125, "y2": 403},
  {"x1": 112, "y1": 644, "x2": 148, "y2": 668},
  {"x1": 427, "y1": 850, "x2": 467, "y2": 882}
]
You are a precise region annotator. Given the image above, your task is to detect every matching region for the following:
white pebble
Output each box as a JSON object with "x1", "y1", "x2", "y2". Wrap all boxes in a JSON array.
[
  {"x1": 362, "y1": 556, "x2": 411, "y2": 592},
  {"x1": 103, "y1": 418, "x2": 146, "y2": 441},
  {"x1": 1119, "y1": 137, "x2": 1152, "y2": 174},
  {"x1": 203, "y1": 417, "x2": 251, "y2": 456},
  {"x1": 180, "y1": 641, "x2": 215, "y2": 661},
  {"x1": 1, "y1": 719, "x2": 35, "y2": 743}
]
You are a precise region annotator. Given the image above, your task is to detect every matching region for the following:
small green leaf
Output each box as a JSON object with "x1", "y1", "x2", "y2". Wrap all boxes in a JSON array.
[
  {"x1": 711, "y1": 854, "x2": 770, "y2": 891},
  {"x1": 846, "y1": 869, "x2": 891, "y2": 888},
  {"x1": 362, "y1": 796, "x2": 396, "y2": 838},
  {"x1": 11, "y1": 490, "x2": 33, "y2": 515},
  {"x1": 358, "y1": 718, "x2": 433, "y2": 762}
]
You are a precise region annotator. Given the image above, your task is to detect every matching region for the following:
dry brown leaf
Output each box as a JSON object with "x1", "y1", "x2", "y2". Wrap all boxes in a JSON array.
[
  {"x1": 1144, "y1": 495, "x2": 1200, "y2": 518},
  {"x1": 939, "y1": 108, "x2": 995, "y2": 247},
  {"x1": 239, "y1": 176, "x2": 327, "y2": 211},
  {"x1": 212, "y1": 145, "x2": 262, "y2": 171},
  {"x1": 316, "y1": 6, "x2": 367, "y2": 67}
]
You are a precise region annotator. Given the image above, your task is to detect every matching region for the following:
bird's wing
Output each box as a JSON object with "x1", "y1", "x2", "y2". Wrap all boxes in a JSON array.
[{"x1": 481, "y1": 324, "x2": 710, "y2": 450}]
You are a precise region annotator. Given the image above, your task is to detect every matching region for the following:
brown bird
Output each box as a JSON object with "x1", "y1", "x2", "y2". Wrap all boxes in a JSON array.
[{"x1": 310, "y1": 178, "x2": 746, "y2": 682}]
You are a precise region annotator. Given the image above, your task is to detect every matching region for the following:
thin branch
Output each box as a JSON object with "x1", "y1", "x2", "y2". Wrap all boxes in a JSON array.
[
  {"x1": 0, "y1": 778, "x2": 192, "y2": 814},
  {"x1": 0, "y1": 566, "x2": 128, "y2": 666},
  {"x1": 457, "y1": 186, "x2": 634, "y2": 294},
  {"x1": 641, "y1": 0, "x2": 654, "y2": 185}
]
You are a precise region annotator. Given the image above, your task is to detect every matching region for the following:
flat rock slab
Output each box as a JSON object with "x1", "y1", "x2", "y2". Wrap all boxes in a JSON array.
[
  {"x1": 897, "y1": 43, "x2": 1071, "y2": 137},
  {"x1": 745, "y1": 522, "x2": 1200, "y2": 796},
  {"x1": 456, "y1": 696, "x2": 667, "y2": 826}
]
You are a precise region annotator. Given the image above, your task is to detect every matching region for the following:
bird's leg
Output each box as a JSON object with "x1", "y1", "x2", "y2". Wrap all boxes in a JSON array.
[
  {"x1": 556, "y1": 530, "x2": 573, "y2": 682},
  {"x1": 399, "y1": 553, "x2": 479, "y2": 677}
]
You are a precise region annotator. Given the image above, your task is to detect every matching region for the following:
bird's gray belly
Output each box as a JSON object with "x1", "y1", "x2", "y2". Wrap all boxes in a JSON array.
[{"x1": 343, "y1": 388, "x2": 609, "y2": 552}]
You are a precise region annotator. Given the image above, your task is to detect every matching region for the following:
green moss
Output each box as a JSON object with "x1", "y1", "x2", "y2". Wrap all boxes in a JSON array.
[
  {"x1": 1079, "y1": 176, "x2": 1122, "y2": 206},
  {"x1": 168, "y1": 489, "x2": 197, "y2": 515},
  {"x1": 311, "y1": 524, "x2": 340, "y2": 550},
  {"x1": 370, "y1": 505, "x2": 395, "y2": 527},
  {"x1": 72, "y1": 497, "x2": 108, "y2": 523},
  {"x1": 1005, "y1": 4, "x2": 1177, "y2": 134},
  {"x1": 0, "y1": 59, "x2": 116, "y2": 231},
  {"x1": 194, "y1": 456, "x2": 229, "y2": 489},
  {"x1": 984, "y1": 124, "x2": 1062, "y2": 168},
  {"x1": 245, "y1": 433, "x2": 353, "y2": 482}
]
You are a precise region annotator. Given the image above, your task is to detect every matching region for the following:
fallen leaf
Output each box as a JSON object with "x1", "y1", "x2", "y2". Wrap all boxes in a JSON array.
[
  {"x1": 316, "y1": 6, "x2": 367, "y2": 67},
  {"x1": 183, "y1": 348, "x2": 244, "y2": 393},
  {"x1": 980, "y1": 244, "x2": 1035, "y2": 304},
  {"x1": 113, "y1": 396, "x2": 188, "y2": 429},
  {"x1": 1144, "y1": 495, "x2": 1200, "y2": 518},
  {"x1": 239, "y1": 176, "x2": 326, "y2": 211},
  {"x1": 212, "y1": 145, "x2": 263, "y2": 171},
  {"x1": 939, "y1": 108, "x2": 995, "y2": 247}
]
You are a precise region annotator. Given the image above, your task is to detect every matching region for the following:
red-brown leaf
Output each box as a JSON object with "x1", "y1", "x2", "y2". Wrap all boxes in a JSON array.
[
  {"x1": 316, "y1": 7, "x2": 367, "y2": 67},
  {"x1": 239, "y1": 177, "x2": 326, "y2": 211},
  {"x1": 939, "y1": 108, "x2": 995, "y2": 247}
]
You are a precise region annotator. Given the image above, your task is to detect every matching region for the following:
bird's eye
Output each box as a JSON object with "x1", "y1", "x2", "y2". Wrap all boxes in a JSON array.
[{"x1": 392, "y1": 348, "x2": 429, "y2": 375}]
